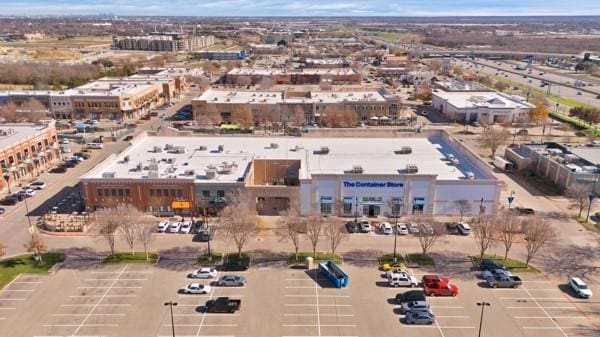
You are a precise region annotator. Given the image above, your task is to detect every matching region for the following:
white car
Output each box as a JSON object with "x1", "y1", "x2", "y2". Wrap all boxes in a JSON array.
[
  {"x1": 408, "y1": 223, "x2": 420, "y2": 234},
  {"x1": 359, "y1": 220, "x2": 372, "y2": 233},
  {"x1": 168, "y1": 222, "x2": 182, "y2": 233},
  {"x1": 21, "y1": 188, "x2": 36, "y2": 197},
  {"x1": 180, "y1": 221, "x2": 193, "y2": 234},
  {"x1": 29, "y1": 181, "x2": 46, "y2": 190},
  {"x1": 60, "y1": 139, "x2": 70, "y2": 145},
  {"x1": 188, "y1": 267, "x2": 218, "y2": 279},
  {"x1": 179, "y1": 283, "x2": 211, "y2": 294},
  {"x1": 457, "y1": 222, "x2": 472, "y2": 235},
  {"x1": 569, "y1": 277, "x2": 592, "y2": 298},
  {"x1": 380, "y1": 222, "x2": 393, "y2": 235},
  {"x1": 157, "y1": 221, "x2": 170, "y2": 233},
  {"x1": 388, "y1": 271, "x2": 419, "y2": 288},
  {"x1": 67, "y1": 156, "x2": 84, "y2": 162},
  {"x1": 396, "y1": 223, "x2": 409, "y2": 235}
]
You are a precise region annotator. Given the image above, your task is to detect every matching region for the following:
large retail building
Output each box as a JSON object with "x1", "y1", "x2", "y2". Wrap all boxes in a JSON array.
[{"x1": 80, "y1": 130, "x2": 501, "y2": 218}]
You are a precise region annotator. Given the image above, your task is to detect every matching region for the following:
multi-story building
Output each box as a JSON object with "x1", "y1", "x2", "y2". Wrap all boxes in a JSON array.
[
  {"x1": 112, "y1": 33, "x2": 214, "y2": 52},
  {"x1": 193, "y1": 50, "x2": 246, "y2": 60},
  {"x1": 226, "y1": 68, "x2": 361, "y2": 85},
  {"x1": 0, "y1": 121, "x2": 59, "y2": 192},
  {"x1": 304, "y1": 58, "x2": 350, "y2": 68},
  {"x1": 431, "y1": 81, "x2": 534, "y2": 123},
  {"x1": 192, "y1": 88, "x2": 400, "y2": 124},
  {"x1": 262, "y1": 32, "x2": 292, "y2": 46},
  {"x1": 249, "y1": 44, "x2": 287, "y2": 55},
  {"x1": 80, "y1": 131, "x2": 501, "y2": 217}
]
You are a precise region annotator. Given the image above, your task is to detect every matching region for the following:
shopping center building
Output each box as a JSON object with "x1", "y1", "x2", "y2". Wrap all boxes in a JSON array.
[{"x1": 80, "y1": 130, "x2": 501, "y2": 218}]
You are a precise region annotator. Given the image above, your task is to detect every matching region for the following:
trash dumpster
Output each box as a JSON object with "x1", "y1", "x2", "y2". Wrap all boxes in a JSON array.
[{"x1": 318, "y1": 260, "x2": 349, "y2": 288}]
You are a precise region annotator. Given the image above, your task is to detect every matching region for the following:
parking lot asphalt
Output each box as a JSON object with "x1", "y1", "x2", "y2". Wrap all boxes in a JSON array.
[{"x1": 0, "y1": 260, "x2": 598, "y2": 337}]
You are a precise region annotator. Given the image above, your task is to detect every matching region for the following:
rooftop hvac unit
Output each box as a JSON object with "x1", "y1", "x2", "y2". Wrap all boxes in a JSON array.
[
  {"x1": 174, "y1": 146, "x2": 187, "y2": 154},
  {"x1": 218, "y1": 145, "x2": 224, "y2": 152},
  {"x1": 184, "y1": 169, "x2": 195, "y2": 176},
  {"x1": 153, "y1": 146, "x2": 162, "y2": 153},
  {"x1": 318, "y1": 146, "x2": 329, "y2": 154},
  {"x1": 270, "y1": 143, "x2": 279, "y2": 149},
  {"x1": 205, "y1": 166, "x2": 217, "y2": 179},
  {"x1": 165, "y1": 144, "x2": 174, "y2": 150},
  {"x1": 123, "y1": 155, "x2": 130, "y2": 162},
  {"x1": 148, "y1": 171, "x2": 159, "y2": 179},
  {"x1": 446, "y1": 153, "x2": 455, "y2": 160},
  {"x1": 405, "y1": 164, "x2": 418, "y2": 173},
  {"x1": 351, "y1": 165, "x2": 363, "y2": 174},
  {"x1": 135, "y1": 162, "x2": 143, "y2": 171},
  {"x1": 102, "y1": 172, "x2": 116, "y2": 178},
  {"x1": 166, "y1": 158, "x2": 176, "y2": 164},
  {"x1": 395, "y1": 146, "x2": 412, "y2": 154},
  {"x1": 148, "y1": 163, "x2": 159, "y2": 171},
  {"x1": 466, "y1": 171, "x2": 475, "y2": 179},
  {"x1": 451, "y1": 158, "x2": 460, "y2": 166},
  {"x1": 197, "y1": 145, "x2": 207, "y2": 151}
]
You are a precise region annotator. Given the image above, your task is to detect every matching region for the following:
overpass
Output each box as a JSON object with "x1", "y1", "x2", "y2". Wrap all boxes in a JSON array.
[{"x1": 417, "y1": 49, "x2": 580, "y2": 59}]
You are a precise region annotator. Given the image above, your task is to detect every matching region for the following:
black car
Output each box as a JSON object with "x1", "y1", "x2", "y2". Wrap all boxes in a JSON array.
[
  {"x1": 194, "y1": 229, "x2": 214, "y2": 242},
  {"x1": 49, "y1": 166, "x2": 67, "y2": 173},
  {"x1": 0, "y1": 197, "x2": 18, "y2": 206},
  {"x1": 395, "y1": 290, "x2": 426, "y2": 304},
  {"x1": 512, "y1": 207, "x2": 535, "y2": 215},
  {"x1": 63, "y1": 161, "x2": 77, "y2": 168},
  {"x1": 345, "y1": 221, "x2": 359, "y2": 233},
  {"x1": 74, "y1": 152, "x2": 91, "y2": 159},
  {"x1": 0, "y1": 207, "x2": 5, "y2": 214},
  {"x1": 480, "y1": 259, "x2": 508, "y2": 272},
  {"x1": 123, "y1": 135, "x2": 133, "y2": 141},
  {"x1": 220, "y1": 260, "x2": 249, "y2": 271}
]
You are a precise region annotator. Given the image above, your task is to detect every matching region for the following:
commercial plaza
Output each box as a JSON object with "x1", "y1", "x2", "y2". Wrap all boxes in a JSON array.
[{"x1": 80, "y1": 130, "x2": 501, "y2": 217}]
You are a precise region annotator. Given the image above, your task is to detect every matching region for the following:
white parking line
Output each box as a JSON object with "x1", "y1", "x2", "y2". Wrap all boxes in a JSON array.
[
  {"x1": 0, "y1": 298, "x2": 25, "y2": 301},
  {"x1": 284, "y1": 304, "x2": 352, "y2": 307},
  {"x1": 69, "y1": 295, "x2": 136, "y2": 298},
  {"x1": 84, "y1": 278, "x2": 147, "y2": 281},
  {"x1": 284, "y1": 295, "x2": 350, "y2": 298},
  {"x1": 0, "y1": 307, "x2": 16, "y2": 310},
  {"x1": 506, "y1": 306, "x2": 576, "y2": 309},
  {"x1": 91, "y1": 271, "x2": 153, "y2": 274},
  {"x1": 77, "y1": 286, "x2": 141, "y2": 289},
  {"x1": 401, "y1": 326, "x2": 475, "y2": 329},
  {"x1": 515, "y1": 316, "x2": 586, "y2": 319},
  {"x1": 174, "y1": 314, "x2": 240, "y2": 317},
  {"x1": 520, "y1": 286, "x2": 569, "y2": 337},
  {"x1": 430, "y1": 306, "x2": 464, "y2": 309},
  {"x1": 52, "y1": 313, "x2": 126, "y2": 317},
  {"x1": 285, "y1": 286, "x2": 315, "y2": 289},
  {"x1": 282, "y1": 335, "x2": 357, "y2": 337},
  {"x1": 500, "y1": 297, "x2": 565, "y2": 300},
  {"x1": 284, "y1": 314, "x2": 355, "y2": 317},
  {"x1": 194, "y1": 270, "x2": 221, "y2": 337},
  {"x1": 13, "y1": 281, "x2": 42, "y2": 284},
  {"x1": 283, "y1": 324, "x2": 357, "y2": 327},
  {"x1": 43, "y1": 324, "x2": 119, "y2": 327},
  {"x1": 61, "y1": 304, "x2": 131, "y2": 307},
  {"x1": 177, "y1": 295, "x2": 244, "y2": 298},
  {"x1": 167, "y1": 324, "x2": 238, "y2": 327},
  {"x1": 159, "y1": 335, "x2": 234, "y2": 337},
  {"x1": 285, "y1": 278, "x2": 313, "y2": 281},
  {"x1": 436, "y1": 316, "x2": 470, "y2": 318},
  {"x1": 1, "y1": 289, "x2": 34, "y2": 292},
  {"x1": 523, "y1": 327, "x2": 599, "y2": 330}
]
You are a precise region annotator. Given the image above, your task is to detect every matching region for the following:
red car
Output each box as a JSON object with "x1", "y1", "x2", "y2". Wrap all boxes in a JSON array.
[
  {"x1": 423, "y1": 281, "x2": 459, "y2": 296},
  {"x1": 421, "y1": 274, "x2": 449, "y2": 285}
]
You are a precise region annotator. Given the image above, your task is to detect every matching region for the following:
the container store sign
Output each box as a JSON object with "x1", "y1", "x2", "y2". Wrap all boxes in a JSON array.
[{"x1": 343, "y1": 181, "x2": 403, "y2": 188}]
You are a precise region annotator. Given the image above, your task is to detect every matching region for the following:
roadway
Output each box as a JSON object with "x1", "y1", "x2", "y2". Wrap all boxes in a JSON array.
[{"x1": 0, "y1": 88, "x2": 200, "y2": 257}]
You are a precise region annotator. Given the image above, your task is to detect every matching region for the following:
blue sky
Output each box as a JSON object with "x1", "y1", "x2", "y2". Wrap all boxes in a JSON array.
[{"x1": 3, "y1": 0, "x2": 600, "y2": 16}]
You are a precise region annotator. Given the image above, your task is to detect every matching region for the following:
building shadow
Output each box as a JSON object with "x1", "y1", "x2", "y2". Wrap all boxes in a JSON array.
[{"x1": 28, "y1": 183, "x2": 84, "y2": 217}]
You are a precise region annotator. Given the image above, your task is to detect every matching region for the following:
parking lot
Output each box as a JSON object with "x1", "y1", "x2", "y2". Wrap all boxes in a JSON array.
[{"x1": 1, "y1": 259, "x2": 597, "y2": 337}]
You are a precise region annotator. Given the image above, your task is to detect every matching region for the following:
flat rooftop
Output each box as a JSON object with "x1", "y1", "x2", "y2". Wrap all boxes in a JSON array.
[
  {"x1": 83, "y1": 135, "x2": 491, "y2": 183},
  {"x1": 0, "y1": 123, "x2": 52, "y2": 150},
  {"x1": 194, "y1": 89, "x2": 386, "y2": 104},
  {"x1": 227, "y1": 67, "x2": 357, "y2": 76},
  {"x1": 434, "y1": 90, "x2": 534, "y2": 109}
]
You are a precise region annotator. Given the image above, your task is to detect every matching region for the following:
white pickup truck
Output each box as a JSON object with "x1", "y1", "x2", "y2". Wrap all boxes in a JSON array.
[{"x1": 387, "y1": 271, "x2": 419, "y2": 288}]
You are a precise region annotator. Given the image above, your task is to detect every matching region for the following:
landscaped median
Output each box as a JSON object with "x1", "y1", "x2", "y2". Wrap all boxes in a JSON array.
[
  {"x1": 288, "y1": 252, "x2": 342, "y2": 265},
  {"x1": 197, "y1": 252, "x2": 223, "y2": 265},
  {"x1": 472, "y1": 254, "x2": 539, "y2": 273},
  {"x1": 102, "y1": 252, "x2": 158, "y2": 264},
  {"x1": 380, "y1": 253, "x2": 435, "y2": 267},
  {"x1": 0, "y1": 253, "x2": 65, "y2": 289}
]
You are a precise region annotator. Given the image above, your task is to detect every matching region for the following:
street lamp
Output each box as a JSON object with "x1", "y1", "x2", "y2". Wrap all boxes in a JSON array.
[
  {"x1": 3, "y1": 171, "x2": 11, "y2": 194},
  {"x1": 585, "y1": 177, "x2": 598, "y2": 222},
  {"x1": 477, "y1": 301, "x2": 491, "y2": 337},
  {"x1": 479, "y1": 197, "x2": 485, "y2": 215},
  {"x1": 164, "y1": 301, "x2": 178, "y2": 337},
  {"x1": 354, "y1": 196, "x2": 359, "y2": 222}
]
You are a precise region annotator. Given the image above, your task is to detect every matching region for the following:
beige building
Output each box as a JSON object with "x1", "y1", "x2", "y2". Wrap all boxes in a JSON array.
[
  {"x1": 226, "y1": 67, "x2": 361, "y2": 85},
  {"x1": 112, "y1": 33, "x2": 214, "y2": 52}
]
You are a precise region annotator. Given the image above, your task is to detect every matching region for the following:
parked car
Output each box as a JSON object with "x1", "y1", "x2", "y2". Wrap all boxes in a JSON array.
[
  {"x1": 400, "y1": 300, "x2": 430, "y2": 314},
  {"x1": 395, "y1": 290, "x2": 426, "y2": 304},
  {"x1": 382, "y1": 261, "x2": 408, "y2": 272},
  {"x1": 217, "y1": 275, "x2": 247, "y2": 287},
  {"x1": 408, "y1": 223, "x2": 420, "y2": 234},
  {"x1": 60, "y1": 139, "x2": 70, "y2": 145},
  {"x1": 480, "y1": 259, "x2": 508, "y2": 272},
  {"x1": 388, "y1": 272, "x2": 419, "y2": 288},
  {"x1": 0, "y1": 207, "x2": 4, "y2": 214},
  {"x1": 345, "y1": 221, "x2": 360, "y2": 233},
  {"x1": 74, "y1": 152, "x2": 91, "y2": 159},
  {"x1": 512, "y1": 207, "x2": 535, "y2": 215},
  {"x1": 180, "y1": 221, "x2": 193, "y2": 234},
  {"x1": 457, "y1": 222, "x2": 472, "y2": 235},
  {"x1": 359, "y1": 220, "x2": 372, "y2": 233},
  {"x1": 49, "y1": 166, "x2": 67, "y2": 173},
  {"x1": 0, "y1": 197, "x2": 18, "y2": 206},
  {"x1": 29, "y1": 181, "x2": 46, "y2": 190},
  {"x1": 20, "y1": 188, "x2": 36, "y2": 197},
  {"x1": 396, "y1": 223, "x2": 409, "y2": 235},
  {"x1": 188, "y1": 268, "x2": 218, "y2": 279},
  {"x1": 205, "y1": 297, "x2": 241, "y2": 313},
  {"x1": 221, "y1": 260, "x2": 249, "y2": 271},
  {"x1": 380, "y1": 222, "x2": 394, "y2": 235},
  {"x1": 179, "y1": 283, "x2": 211, "y2": 294},
  {"x1": 517, "y1": 129, "x2": 528, "y2": 136},
  {"x1": 168, "y1": 222, "x2": 182, "y2": 233},
  {"x1": 485, "y1": 275, "x2": 523, "y2": 288},
  {"x1": 157, "y1": 221, "x2": 170, "y2": 233},
  {"x1": 481, "y1": 268, "x2": 512, "y2": 279},
  {"x1": 194, "y1": 229, "x2": 214, "y2": 242},
  {"x1": 423, "y1": 281, "x2": 459, "y2": 296},
  {"x1": 17, "y1": 190, "x2": 33, "y2": 198},
  {"x1": 569, "y1": 277, "x2": 593, "y2": 298},
  {"x1": 404, "y1": 310, "x2": 435, "y2": 325}
]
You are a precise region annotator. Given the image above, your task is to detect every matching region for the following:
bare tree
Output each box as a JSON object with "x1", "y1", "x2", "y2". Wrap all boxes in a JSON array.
[
  {"x1": 473, "y1": 215, "x2": 500, "y2": 261},
  {"x1": 494, "y1": 81, "x2": 510, "y2": 92},
  {"x1": 136, "y1": 221, "x2": 155, "y2": 261},
  {"x1": 277, "y1": 200, "x2": 303, "y2": 262},
  {"x1": 0, "y1": 242, "x2": 5, "y2": 259},
  {"x1": 0, "y1": 102, "x2": 19, "y2": 122},
  {"x1": 21, "y1": 98, "x2": 47, "y2": 123},
  {"x1": 523, "y1": 218, "x2": 556, "y2": 268},
  {"x1": 453, "y1": 199, "x2": 472, "y2": 221},
  {"x1": 498, "y1": 211, "x2": 522, "y2": 261},
  {"x1": 323, "y1": 218, "x2": 347, "y2": 256},
  {"x1": 94, "y1": 207, "x2": 123, "y2": 257},
  {"x1": 566, "y1": 183, "x2": 592, "y2": 218},
  {"x1": 305, "y1": 212, "x2": 324, "y2": 258},
  {"x1": 416, "y1": 222, "x2": 444, "y2": 256},
  {"x1": 479, "y1": 126, "x2": 511, "y2": 158},
  {"x1": 231, "y1": 105, "x2": 254, "y2": 128},
  {"x1": 219, "y1": 191, "x2": 257, "y2": 258},
  {"x1": 119, "y1": 205, "x2": 144, "y2": 255},
  {"x1": 24, "y1": 233, "x2": 48, "y2": 263}
]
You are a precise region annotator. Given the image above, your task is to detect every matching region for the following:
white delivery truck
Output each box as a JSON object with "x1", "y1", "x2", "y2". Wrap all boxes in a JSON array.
[{"x1": 493, "y1": 156, "x2": 514, "y2": 172}]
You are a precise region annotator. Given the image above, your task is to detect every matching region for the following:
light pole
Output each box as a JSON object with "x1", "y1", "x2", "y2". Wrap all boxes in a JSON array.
[
  {"x1": 477, "y1": 301, "x2": 491, "y2": 337},
  {"x1": 479, "y1": 197, "x2": 485, "y2": 215},
  {"x1": 164, "y1": 301, "x2": 178, "y2": 337},
  {"x1": 585, "y1": 177, "x2": 597, "y2": 222},
  {"x1": 354, "y1": 196, "x2": 358, "y2": 223},
  {"x1": 3, "y1": 171, "x2": 11, "y2": 194}
]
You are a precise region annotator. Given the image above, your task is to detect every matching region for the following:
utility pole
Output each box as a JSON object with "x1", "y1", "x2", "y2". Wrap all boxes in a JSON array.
[{"x1": 164, "y1": 301, "x2": 178, "y2": 337}]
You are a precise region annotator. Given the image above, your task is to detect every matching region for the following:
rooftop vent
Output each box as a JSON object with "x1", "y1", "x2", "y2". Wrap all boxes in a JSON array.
[
  {"x1": 165, "y1": 144, "x2": 174, "y2": 151},
  {"x1": 152, "y1": 146, "x2": 162, "y2": 153},
  {"x1": 218, "y1": 145, "x2": 224, "y2": 152},
  {"x1": 405, "y1": 164, "x2": 418, "y2": 173},
  {"x1": 270, "y1": 143, "x2": 279, "y2": 149},
  {"x1": 315, "y1": 146, "x2": 329, "y2": 155},
  {"x1": 166, "y1": 158, "x2": 176, "y2": 164},
  {"x1": 123, "y1": 155, "x2": 130, "y2": 163},
  {"x1": 466, "y1": 171, "x2": 475, "y2": 179},
  {"x1": 102, "y1": 172, "x2": 116, "y2": 178},
  {"x1": 184, "y1": 169, "x2": 195, "y2": 176},
  {"x1": 174, "y1": 146, "x2": 186, "y2": 154},
  {"x1": 351, "y1": 165, "x2": 363, "y2": 174},
  {"x1": 205, "y1": 165, "x2": 217, "y2": 179},
  {"x1": 197, "y1": 145, "x2": 207, "y2": 151},
  {"x1": 395, "y1": 146, "x2": 412, "y2": 154}
]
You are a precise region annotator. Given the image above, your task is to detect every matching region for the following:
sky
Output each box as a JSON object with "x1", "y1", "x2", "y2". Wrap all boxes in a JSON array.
[{"x1": 3, "y1": 0, "x2": 600, "y2": 16}]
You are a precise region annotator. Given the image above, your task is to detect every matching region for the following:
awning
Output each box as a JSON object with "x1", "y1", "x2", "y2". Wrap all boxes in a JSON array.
[
  {"x1": 413, "y1": 199, "x2": 425, "y2": 206},
  {"x1": 369, "y1": 116, "x2": 379, "y2": 120},
  {"x1": 320, "y1": 198, "x2": 333, "y2": 204},
  {"x1": 361, "y1": 201, "x2": 384, "y2": 205}
]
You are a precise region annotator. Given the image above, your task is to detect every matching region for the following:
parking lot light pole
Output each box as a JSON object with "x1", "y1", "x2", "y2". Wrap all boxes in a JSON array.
[
  {"x1": 585, "y1": 177, "x2": 597, "y2": 222},
  {"x1": 354, "y1": 196, "x2": 358, "y2": 222},
  {"x1": 477, "y1": 301, "x2": 491, "y2": 337},
  {"x1": 164, "y1": 301, "x2": 178, "y2": 337}
]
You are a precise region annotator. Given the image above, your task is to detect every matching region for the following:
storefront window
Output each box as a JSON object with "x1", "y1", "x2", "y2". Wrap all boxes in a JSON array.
[
  {"x1": 391, "y1": 198, "x2": 402, "y2": 216},
  {"x1": 412, "y1": 197, "x2": 425, "y2": 214},
  {"x1": 320, "y1": 196, "x2": 333, "y2": 214},
  {"x1": 343, "y1": 197, "x2": 353, "y2": 214}
]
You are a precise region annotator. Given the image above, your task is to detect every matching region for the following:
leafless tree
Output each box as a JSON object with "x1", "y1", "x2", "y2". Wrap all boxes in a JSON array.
[
  {"x1": 231, "y1": 105, "x2": 254, "y2": 128},
  {"x1": 453, "y1": 199, "x2": 472, "y2": 221},
  {"x1": 305, "y1": 212, "x2": 324, "y2": 258},
  {"x1": 20, "y1": 98, "x2": 47, "y2": 123},
  {"x1": 479, "y1": 126, "x2": 511, "y2": 158},
  {"x1": 277, "y1": 200, "x2": 303, "y2": 262},
  {"x1": 473, "y1": 215, "x2": 500, "y2": 260},
  {"x1": 219, "y1": 190, "x2": 257, "y2": 258},
  {"x1": 136, "y1": 221, "x2": 155, "y2": 261},
  {"x1": 566, "y1": 183, "x2": 592, "y2": 218},
  {"x1": 416, "y1": 222, "x2": 444, "y2": 256},
  {"x1": 119, "y1": 205, "x2": 145, "y2": 255},
  {"x1": 494, "y1": 81, "x2": 510, "y2": 92},
  {"x1": 24, "y1": 233, "x2": 48, "y2": 263},
  {"x1": 498, "y1": 211, "x2": 522, "y2": 261},
  {"x1": 0, "y1": 242, "x2": 6, "y2": 260},
  {"x1": 323, "y1": 218, "x2": 347, "y2": 256},
  {"x1": 0, "y1": 102, "x2": 19, "y2": 122},
  {"x1": 94, "y1": 207, "x2": 124, "y2": 257},
  {"x1": 523, "y1": 218, "x2": 556, "y2": 268}
]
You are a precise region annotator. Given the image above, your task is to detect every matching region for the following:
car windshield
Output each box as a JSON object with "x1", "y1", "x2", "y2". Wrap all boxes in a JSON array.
[{"x1": 577, "y1": 284, "x2": 588, "y2": 289}]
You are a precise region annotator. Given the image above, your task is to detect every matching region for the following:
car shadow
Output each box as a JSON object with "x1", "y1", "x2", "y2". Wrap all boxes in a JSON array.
[
  {"x1": 476, "y1": 281, "x2": 493, "y2": 288},
  {"x1": 392, "y1": 307, "x2": 405, "y2": 315},
  {"x1": 195, "y1": 306, "x2": 207, "y2": 313},
  {"x1": 387, "y1": 298, "x2": 398, "y2": 305},
  {"x1": 558, "y1": 284, "x2": 581, "y2": 299},
  {"x1": 375, "y1": 281, "x2": 393, "y2": 288}
]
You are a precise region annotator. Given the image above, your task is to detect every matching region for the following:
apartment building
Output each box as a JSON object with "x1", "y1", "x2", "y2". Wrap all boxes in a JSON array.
[
  {"x1": 0, "y1": 121, "x2": 59, "y2": 192},
  {"x1": 112, "y1": 33, "x2": 215, "y2": 52},
  {"x1": 226, "y1": 68, "x2": 361, "y2": 85},
  {"x1": 193, "y1": 50, "x2": 246, "y2": 60},
  {"x1": 192, "y1": 88, "x2": 400, "y2": 124}
]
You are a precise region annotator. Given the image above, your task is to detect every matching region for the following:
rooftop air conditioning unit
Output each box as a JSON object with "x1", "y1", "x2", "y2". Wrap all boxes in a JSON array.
[
  {"x1": 197, "y1": 145, "x2": 207, "y2": 151},
  {"x1": 451, "y1": 158, "x2": 460, "y2": 166},
  {"x1": 174, "y1": 146, "x2": 186, "y2": 154},
  {"x1": 270, "y1": 143, "x2": 279, "y2": 149},
  {"x1": 166, "y1": 158, "x2": 176, "y2": 164},
  {"x1": 148, "y1": 171, "x2": 159, "y2": 179},
  {"x1": 218, "y1": 145, "x2": 224, "y2": 152},
  {"x1": 165, "y1": 144, "x2": 174, "y2": 150},
  {"x1": 466, "y1": 171, "x2": 475, "y2": 179},
  {"x1": 205, "y1": 166, "x2": 217, "y2": 179},
  {"x1": 395, "y1": 146, "x2": 412, "y2": 154},
  {"x1": 319, "y1": 146, "x2": 329, "y2": 154},
  {"x1": 153, "y1": 146, "x2": 162, "y2": 153},
  {"x1": 351, "y1": 165, "x2": 363, "y2": 174},
  {"x1": 184, "y1": 169, "x2": 195, "y2": 176},
  {"x1": 123, "y1": 155, "x2": 130, "y2": 162},
  {"x1": 405, "y1": 164, "x2": 418, "y2": 173},
  {"x1": 102, "y1": 172, "x2": 116, "y2": 178}
]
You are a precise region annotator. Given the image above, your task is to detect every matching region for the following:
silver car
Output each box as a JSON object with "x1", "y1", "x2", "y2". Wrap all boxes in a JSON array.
[
  {"x1": 404, "y1": 310, "x2": 435, "y2": 325},
  {"x1": 400, "y1": 300, "x2": 430, "y2": 314},
  {"x1": 217, "y1": 275, "x2": 247, "y2": 287}
]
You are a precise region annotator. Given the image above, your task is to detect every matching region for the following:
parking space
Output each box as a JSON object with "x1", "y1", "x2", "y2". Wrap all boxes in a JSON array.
[{"x1": 0, "y1": 275, "x2": 43, "y2": 322}]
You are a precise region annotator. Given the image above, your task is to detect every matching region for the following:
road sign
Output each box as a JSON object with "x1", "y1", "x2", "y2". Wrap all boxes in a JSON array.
[
  {"x1": 508, "y1": 196, "x2": 514, "y2": 206},
  {"x1": 172, "y1": 200, "x2": 191, "y2": 209}
]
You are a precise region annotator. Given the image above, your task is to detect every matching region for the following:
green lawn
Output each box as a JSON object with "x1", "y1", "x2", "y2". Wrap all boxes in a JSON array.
[
  {"x1": 225, "y1": 253, "x2": 251, "y2": 263},
  {"x1": 522, "y1": 171, "x2": 563, "y2": 195},
  {"x1": 406, "y1": 253, "x2": 436, "y2": 266},
  {"x1": 0, "y1": 253, "x2": 65, "y2": 290},
  {"x1": 380, "y1": 253, "x2": 406, "y2": 265},
  {"x1": 102, "y1": 252, "x2": 158, "y2": 264},
  {"x1": 197, "y1": 252, "x2": 223, "y2": 264},
  {"x1": 472, "y1": 254, "x2": 539, "y2": 272},
  {"x1": 288, "y1": 252, "x2": 342, "y2": 264}
]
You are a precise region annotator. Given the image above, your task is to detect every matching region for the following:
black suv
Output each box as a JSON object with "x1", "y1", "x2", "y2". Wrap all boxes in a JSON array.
[
  {"x1": 512, "y1": 207, "x2": 535, "y2": 215},
  {"x1": 0, "y1": 197, "x2": 18, "y2": 206},
  {"x1": 480, "y1": 259, "x2": 508, "y2": 272},
  {"x1": 221, "y1": 260, "x2": 249, "y2": 271},
  {"x1": 345, "y1": 221, "x2": 359, "y2": 233},
  {"x1": 395, "y1": 290, "x2": 426, "y2": 304}
]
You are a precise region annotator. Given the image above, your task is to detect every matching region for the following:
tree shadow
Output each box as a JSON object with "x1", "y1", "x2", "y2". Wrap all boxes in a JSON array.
[
  {"x1": 155, "y1": 246, "x2": 203, "y2": 271},
  {"x1": 534, "y1": 244, "x2": 600, "y2": 279},
  {"x1": 343, "y1": 249, "x2": 384, "y2": 267},
  {"x1": 428, "y1": 250, "x2": 476, "y2": 280},
  {"x1": 53, "y1": 247, "x2": 104, "y2": 270},
  {"x1": 245, "y1": 249, "x2": 289, "y2": 269}
]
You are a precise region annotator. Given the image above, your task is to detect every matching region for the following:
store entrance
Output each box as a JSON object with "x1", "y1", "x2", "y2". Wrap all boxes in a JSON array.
[{"x1": 363, "y1": 205, "x2": 380, "y2": 217}]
